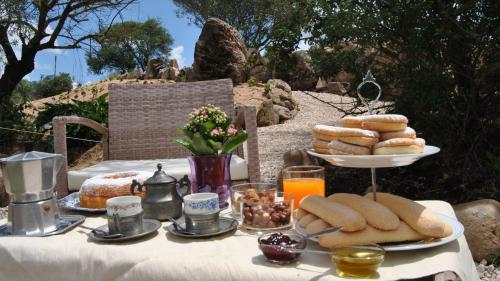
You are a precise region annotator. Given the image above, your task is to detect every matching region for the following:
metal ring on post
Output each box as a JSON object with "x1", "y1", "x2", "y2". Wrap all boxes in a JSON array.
[{"x1": 356, "y1": 70, "x2": 382, "y2": 115}]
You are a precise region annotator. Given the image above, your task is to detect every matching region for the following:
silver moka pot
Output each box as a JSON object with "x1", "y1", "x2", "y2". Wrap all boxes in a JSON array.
[{"x1": 0, "y1": 151, "x2": 64, "y2": 235}]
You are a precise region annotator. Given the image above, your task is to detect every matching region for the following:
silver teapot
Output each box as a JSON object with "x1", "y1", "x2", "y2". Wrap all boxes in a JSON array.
[{"x1": 130, "y1": 164, "x2": 190, "y2": 220}]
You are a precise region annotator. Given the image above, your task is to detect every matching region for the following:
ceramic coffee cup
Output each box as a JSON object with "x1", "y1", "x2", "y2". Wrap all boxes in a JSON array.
[
  {"x1": 106, "y1": 196, "x2": 144, "y2": 236},
  {"x1": 183, "y1": 193, "x2": 219, "y2": 215}
]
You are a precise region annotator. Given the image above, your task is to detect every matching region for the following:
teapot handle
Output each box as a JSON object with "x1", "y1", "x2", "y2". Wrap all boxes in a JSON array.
[
  {"x1": 130, "y1": 179, "x2": 143, "y2": 195},
  {"x1": 176, "y1": 175, "x2": 191, "y2": 199}
]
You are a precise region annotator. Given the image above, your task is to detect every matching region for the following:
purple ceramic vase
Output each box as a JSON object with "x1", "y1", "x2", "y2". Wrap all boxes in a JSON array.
[{"x1": 187, "y1": 154, "x2": 232, "y2": 209}]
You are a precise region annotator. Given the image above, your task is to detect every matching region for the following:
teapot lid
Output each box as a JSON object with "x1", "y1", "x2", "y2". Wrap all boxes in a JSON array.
[
  {"x1": 144, "y1": 163, "x2": 177, "y2": 185},
  {"x1": 0, "y1": 151, "x2": 62, "y2": 163}
]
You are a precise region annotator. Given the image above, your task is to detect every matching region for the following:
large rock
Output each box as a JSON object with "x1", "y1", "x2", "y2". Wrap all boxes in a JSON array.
[
  {"x1": 193, "y1": 18, "x2": 248, "y2": 84},
  {"x1": 256, "y1": 100, "x2": 279, "y2": 126},
  {"x1": 273, "y1": 105, "x2": 292, "y2": 122},
  {"x1": 146, "y1": 58, "x2": 166, "y2": 79},
  {"x1": 266, "y1": 79, "x2": 298, "y2": 111},
  {"x1": 268, "y1": 79, "x2": 291, "y2": 93},
  {"x1": 289, "y1": 51, "x2": 316, "y2": 91},
  {"x1": 453, "y1": 199, "x2": 500, "y2": 263}
]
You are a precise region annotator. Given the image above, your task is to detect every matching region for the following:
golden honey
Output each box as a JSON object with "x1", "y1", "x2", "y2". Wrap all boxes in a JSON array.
[{"x1": 331, "y1": 245, "x2": 385, "y2": 278}]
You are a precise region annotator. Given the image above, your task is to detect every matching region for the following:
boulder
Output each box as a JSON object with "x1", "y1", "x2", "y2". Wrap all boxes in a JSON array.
[
  {"x1": 273, "y1": 105, "x2": 292, "y2": 122},
  {"x1": 248, "y1": 48, "x2": 271, "y2": 82},
  {"x1": 256, "y1": 100, "x2": 279, "y2": 127},
  {"x1": 180, "y1": 67, "x2": 194, "y2": 82},
  {"x1": 268, "y1": 79, "x2": 291, "y2": 93},
  {"x1": 193, "y1": 18, "x2": 248, "y2": 84},
  {"x1": 146, "y1": 58, "x2": 166, "y2": 79},
  {"x1": 289, "y1": 50, "x2": 316, "y2": 91},
  {"x1": 316, "y1": 77, "x2": 328, "y2": 92},
  {"x1": 453, "y1": 199, "x2": 500, "y2": 263},
  {"x1": 169, "y1": 59, "x2": 179, "y2": 69}
]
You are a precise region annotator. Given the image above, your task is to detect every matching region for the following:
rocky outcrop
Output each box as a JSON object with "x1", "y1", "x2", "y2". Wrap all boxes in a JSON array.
[
  {"x1": 247, "y1": 48, "x2": 271, "y2": 82},
  {"x1": 256, "y1": 100, "x2": 279, "y2": 126},
  {"x1": 289, "y1": 51, "x2": 316, "y2": 91},
  {"x1": 146, "y1": 58, "x2": 167, "y2": 79},
  {"x1": 453, "y1": 199, "x2": 500, "y2": 263},
  {"x1": 193, "y1": 18, "x2": 248, "y2": 84},
  {"x1": 266, "y1": 79, "x2": 299, "y2": 112}
]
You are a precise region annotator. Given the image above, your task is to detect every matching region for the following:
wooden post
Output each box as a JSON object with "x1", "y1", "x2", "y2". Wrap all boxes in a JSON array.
[{"x1": 52, "y1": 117, "x2": 69, "y2": 198}]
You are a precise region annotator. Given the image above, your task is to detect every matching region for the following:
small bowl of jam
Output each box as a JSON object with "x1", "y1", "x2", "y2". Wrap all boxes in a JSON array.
[
  {"x1": 258, "y1": 232, "x2": 306, "y2": 264},
  {"x1": 330, "y1": 244, "x2": 385, "y2": 278}
]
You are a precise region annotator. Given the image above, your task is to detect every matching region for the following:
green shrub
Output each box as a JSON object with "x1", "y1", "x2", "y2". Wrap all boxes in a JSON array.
[{"x1": 34, "y1": 94, "x2": 108, "y2": 162}]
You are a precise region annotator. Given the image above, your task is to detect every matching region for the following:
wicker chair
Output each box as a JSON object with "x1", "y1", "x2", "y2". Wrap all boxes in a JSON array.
[{"x1": 52, "y1": 79, "x2": 260, "y2": 198}]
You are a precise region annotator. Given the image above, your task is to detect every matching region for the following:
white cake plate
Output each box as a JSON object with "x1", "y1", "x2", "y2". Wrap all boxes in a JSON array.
[{"x1": 307, "y1": 145, "x2": 440, "y2": 168}]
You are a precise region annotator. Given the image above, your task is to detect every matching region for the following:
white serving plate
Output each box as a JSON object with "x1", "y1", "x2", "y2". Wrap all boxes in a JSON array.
[
  {"x1": 295, "y1": 213, "x2": 463, "y2": 252},
  {"x1": 307, "y1": 145, "x2": 440, "y2": 168}
]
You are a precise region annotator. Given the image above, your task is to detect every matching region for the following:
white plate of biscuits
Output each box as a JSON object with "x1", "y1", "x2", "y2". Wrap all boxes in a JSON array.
[
  {"x1": 295, "y1": 212, "x2": 463, "y2": 251},
  {"x1": 294, "y1": 193, "x2": 464, "y2": 252},
  {"x1": 309, "y1": 114, "x2": 440, "y2": 168},
  {"x1": 308, "y1": 145, "x2": 440, "y2": 168}
]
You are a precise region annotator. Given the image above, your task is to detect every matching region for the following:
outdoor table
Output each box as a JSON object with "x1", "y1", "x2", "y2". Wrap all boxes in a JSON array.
[{"x1": 0, "y1": 200, "x2": 479, "y2": 281}]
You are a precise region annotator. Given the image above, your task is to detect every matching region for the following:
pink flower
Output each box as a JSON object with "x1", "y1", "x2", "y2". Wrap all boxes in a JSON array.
[
  {"x1": 210, "y1": 128, "x2": 220, "y2": 136},
  {"x1": 193, "y1": 108, "x2": 201, "y2": 114},
  {"x1": 227, "y1": 127, "x2": 238, "y2": 135}
]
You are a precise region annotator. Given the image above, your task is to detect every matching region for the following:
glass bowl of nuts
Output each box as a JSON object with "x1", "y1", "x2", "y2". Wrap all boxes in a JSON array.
[
  {"x1": 239, "y1": 191, "x2": 294, "y2": 232},
  {"x1": 230, "y1": 183, "x2": 277, "y2": 217}
]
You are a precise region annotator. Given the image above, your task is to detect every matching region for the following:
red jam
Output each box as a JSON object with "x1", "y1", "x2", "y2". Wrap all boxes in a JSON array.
[{"x1": 259, "y1": 233, "x2": 301, "y2": 263}]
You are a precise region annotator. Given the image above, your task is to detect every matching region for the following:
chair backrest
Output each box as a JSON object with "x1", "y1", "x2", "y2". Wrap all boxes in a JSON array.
[{"x1": 108, "y1": 79, "x2": 237, "y2": 160}]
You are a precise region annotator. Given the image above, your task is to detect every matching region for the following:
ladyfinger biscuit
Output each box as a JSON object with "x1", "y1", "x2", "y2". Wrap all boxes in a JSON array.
[
  {"x1": 305, "y1": 219, "x2": 331, "y2": 234},
  {"x1": 328, "y1": 140, "x2": 371, "y2": 155},
  {"x1": 318, "y1": 221, "x2": 428, "y2": 248},
  {"x1": 293, "y1": 208, "x2": 309, "y2": 220},
  {"x1": 361, "y1": 114, "x2": 408, "y2": 132},
  {"x1": 365, "y1": 192, "x2": 449, "y2": 238},
  {"x1": 328, "y1": 193, "x2": 400, "y2": 230},
  {"x1": 341, "y1": 116, "x2": 363, "y2": 128},
  {"x1": 312, "y1": 140, "x2": 331, "y2": 154},
  {"x1": 300, "y1": 195, "x2": 366, "y2": 232},
  {"x1": 298, "y1": 213, "x2": 319, "y2": 228},
  {"x1": 380, "y1": 127, "x2": 416, "y2": 141}
]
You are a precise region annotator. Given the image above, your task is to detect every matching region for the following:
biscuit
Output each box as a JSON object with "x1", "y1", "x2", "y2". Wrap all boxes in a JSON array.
[
  {"x1": 328, "y1": 193, "x2": 400, "y2": 230},
  {"x1": 298, "y1": 213, "x2": 319, "y2": 228},
  {"x1": 380, "y1": 127, "x2": 416, "y2": 140},
  {"x1": 361, "y1": 114, "x2": 408, "y2": 132},
  {"x1": 293, "y1": 208, "x2": 309, "y2": 220},
  {"x1": 300, "y1": 195, "x2": 366, "y2": 232},
  {"x1": 305, "y1": 219, "x2": 331, "y2": 234},
  {"x1": 328, "y1": 140, "x2": 371, "y2": 155},
  {"x1": 373, "y1": 138, "x2": 425, "y2": 155},
  {"x1": 365, "y1": 192, "x2": 449, "y2": 238},
  {"x1": 341, "y1": 116, "x2": 363, "y2": 128},
  {"x1": 312, "y1": 140, "x2": 331, "y2": 154},
  {"x1": 318, "y1": 221, "x2": 428, "y2": 248}
]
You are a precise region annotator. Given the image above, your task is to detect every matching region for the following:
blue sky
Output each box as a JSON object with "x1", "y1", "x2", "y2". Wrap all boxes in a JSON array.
[{"x1": 27, "y1": 0, "x2": 201, "y2": 84}]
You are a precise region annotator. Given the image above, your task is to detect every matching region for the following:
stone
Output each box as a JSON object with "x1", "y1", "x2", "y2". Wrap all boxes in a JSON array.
[
  {"x1": 453, "y1": 199, "x2": 500, "y2": 263},
  {"x1": 180, "y1": 67, "x2": 194, "y2": 82},
  {"x1": 256, "y1": 100, "x2": 279, "y2": 127},
  {"x1": 268, "y1": 79, "x2": 291, "y2": 93},
  {"x1": 325, "y1": 82, "x2": 348, "y2": 96},
  {"x1": 169, "y1": 59, "x2": 179, "y2": 69},
  {"x1": 193, "y1": 17, "x2": 248, "y2": 84},
  {"x1": 290, "y1": 50, "x2": 317, "y2": 91},
  {"x1": 273, "y1": 105, "x2": 292, "y2": 122},
  {"x1": 316, "y1": 77, "x2": 328, "y2": 91},
  {"x1": 146, "y1": 58, "x2": 166, "y2": 79}
]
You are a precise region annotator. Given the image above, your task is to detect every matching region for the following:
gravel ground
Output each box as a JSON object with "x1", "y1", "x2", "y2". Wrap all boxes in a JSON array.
[{"x1": 257, "y1": 91, "x2": 357, "y2": 183}]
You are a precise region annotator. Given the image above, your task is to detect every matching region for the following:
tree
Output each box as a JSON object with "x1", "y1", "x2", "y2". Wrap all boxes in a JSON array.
[
  {"x1": 0, "y1": 0, "x2": 136, "y2": 104},
  {"x1": 307, "y1": 0, "x2": 500, "y2": 202},
  {"x1": 86, "y1": 18, "x2": 173, "y2": 74},
  {"x1": 173, "y1": 0, "x2": 311, "y2": 51},
  {"x1": 35, "y1": 72, "x2": 72, "y2": 98}
]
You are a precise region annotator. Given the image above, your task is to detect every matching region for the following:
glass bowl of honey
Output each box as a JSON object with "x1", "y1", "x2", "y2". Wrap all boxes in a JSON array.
[{"x1": 330, "y1": 244, "x2": 385, "y2": 278}]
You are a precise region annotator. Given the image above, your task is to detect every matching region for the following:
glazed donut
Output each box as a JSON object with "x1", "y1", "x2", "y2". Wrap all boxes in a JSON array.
[
  {"x1": 341, "y1": 116, "x2": 363, "y2": 128},
  {"x1": 373, "y1": 138, "x2": 425, "y2": 155},
  {"x1": 312, "y1": 140, "x2": 331, "y2": 154},
  {"x1": 312, "y1": 125, "x2": 379, "y2": 147},
  {"x1": 361, "y1": 114, "x2": 408, "y2": 132},
  {"x1": 79, "y1": 171, "x2": 151, "y2": 209},
  {"x1": 380, "y1": 127, "x2": 416, "y2": 141},
  {"x1": 328, "y1": 140, "x2": 371, "y2": 155}
]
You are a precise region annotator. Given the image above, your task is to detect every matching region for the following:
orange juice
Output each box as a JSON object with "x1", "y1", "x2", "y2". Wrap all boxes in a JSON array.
[{"x1": 283, "y1": 178, "x2": 325, "y2": 208}]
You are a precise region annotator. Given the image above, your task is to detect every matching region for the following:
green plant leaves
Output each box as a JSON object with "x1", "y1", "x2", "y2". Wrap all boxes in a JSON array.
[
  {"x1": 173, "y1": 138, "x2": 196, "y2": 154},
  {"x1": 222, "y1": 132, "x2": 248, "y2": 154},
  {"x1": 192, "y1": 132, "x2": 215, "y2": 155}
]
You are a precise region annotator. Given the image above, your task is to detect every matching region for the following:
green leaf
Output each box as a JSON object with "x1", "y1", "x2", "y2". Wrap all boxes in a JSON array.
[
  {"x1": 202, "y1": 121, "x2": 216, "y2": 131},
  {"x1": 178, "y1": 127, "x2": 194, "y2": 139},
  {"x1": 222, "y1": 132, "x2": 248, "y2": 154},
  {"x1": 207, "y1": 139, "x2": 222, "y2": 151},
  {"x1": 173, "y1": 138, "x2": 196, "y2": 154},
  {"x1": 192, "y1": 132, "x2": 215, "y2": 155}
]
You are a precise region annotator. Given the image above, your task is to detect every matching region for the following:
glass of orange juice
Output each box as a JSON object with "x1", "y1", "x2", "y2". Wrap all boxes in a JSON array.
[{"x1": 282, "y1": 165, "x2": 325, "y2": 209}]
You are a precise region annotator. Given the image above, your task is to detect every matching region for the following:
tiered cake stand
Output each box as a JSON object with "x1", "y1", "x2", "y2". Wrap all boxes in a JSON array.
[{"x1": 307, "y1": 70, "x2": 440, "y2": 200}]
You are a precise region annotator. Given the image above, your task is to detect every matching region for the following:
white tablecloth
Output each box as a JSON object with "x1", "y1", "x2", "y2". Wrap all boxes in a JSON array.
[{"x1": 0, "y1": 200, "x2": 479, "y2": 281}]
